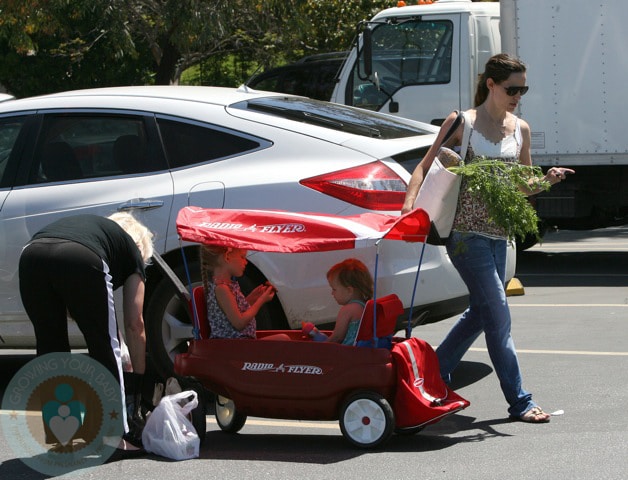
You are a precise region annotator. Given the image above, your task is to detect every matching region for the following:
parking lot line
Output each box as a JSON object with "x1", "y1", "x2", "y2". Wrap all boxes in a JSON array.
[
  {"x1": 510, "y1": 303, "x2": 628, "y2": 307},
  {"x1": 468, "y1": 347, "x2": 628, "y2": 356}
]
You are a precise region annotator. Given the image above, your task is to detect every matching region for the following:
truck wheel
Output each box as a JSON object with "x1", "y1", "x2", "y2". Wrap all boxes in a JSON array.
[
  {"x1": 215, "y1": 395, "x2": 247, "y2": 433},
  {"x1": 516, "y1": 220, "x2": 547, "y2": 251},
  {"x1": 339, "y1": 392, "x2": 394, "y2": 448},
  {"x1": 145, "y1": 260, "x2": 287, "y2": 379}
]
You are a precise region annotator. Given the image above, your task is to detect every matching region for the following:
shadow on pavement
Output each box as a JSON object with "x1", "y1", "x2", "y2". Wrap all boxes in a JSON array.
[
  {"x1": 449, "y1": 360, "x2": 494, "y2": 390},
  {"x1": 0, "y1": 459, "x2": 50, "y2": 479},
  {"x1": 0, "y1": 352, "x2": 36, "y2": 397}
]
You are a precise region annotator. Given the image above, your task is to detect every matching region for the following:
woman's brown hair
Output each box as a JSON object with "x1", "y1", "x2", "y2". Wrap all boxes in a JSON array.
[{"x1": 474, "y1": 53, "x2": 527, "y2": 107}]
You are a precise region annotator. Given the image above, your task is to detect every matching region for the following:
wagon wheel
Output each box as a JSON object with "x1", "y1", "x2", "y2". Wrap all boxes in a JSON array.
[
  {"x1": 339, "y1": 392, "x2": 394, "y2": 448},
  {"x1": 215, "y1": 395, "x2": 247, "y2": 433}
]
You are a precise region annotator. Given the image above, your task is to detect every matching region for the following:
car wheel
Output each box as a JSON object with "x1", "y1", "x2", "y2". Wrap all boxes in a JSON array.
[
  {"x1": 215, "y1": 395, "x2": 247, "y2": 433},
  {"x1": 145, "y1": 260, "x2": 199, "y2": 380},
  {"x1": 339, "y1": 392, "x2": 394, "y2": 449}
]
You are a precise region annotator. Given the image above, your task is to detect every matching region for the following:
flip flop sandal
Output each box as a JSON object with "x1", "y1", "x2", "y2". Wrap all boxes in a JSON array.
[{"x1": 516, "y1": 406, "x2": 551, "y2": 423}]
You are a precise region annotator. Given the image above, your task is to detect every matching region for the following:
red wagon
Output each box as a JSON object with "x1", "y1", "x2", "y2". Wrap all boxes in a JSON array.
[{"x1": 173, "y1": 206, "x2": 469, "y2": 448}]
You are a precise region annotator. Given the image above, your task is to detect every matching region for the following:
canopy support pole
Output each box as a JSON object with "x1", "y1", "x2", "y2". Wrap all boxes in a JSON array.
[
  {"x1": 372, "y1": 239, "x2": 382, "y2": 347},
  {"x1": 406, "y1": 242, "x2": 427, "y2": 339}
]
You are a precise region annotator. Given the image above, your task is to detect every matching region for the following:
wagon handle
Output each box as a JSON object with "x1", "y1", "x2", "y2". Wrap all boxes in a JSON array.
[
  {"x1": 150, "y1": 249, "x2": 198, "y2": 339},
  {"x1": 179, "y1": 240, "x2": 201, "y2": 340}
]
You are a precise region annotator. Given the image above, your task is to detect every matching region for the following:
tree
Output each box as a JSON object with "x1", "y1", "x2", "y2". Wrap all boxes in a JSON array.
[
  {"x1": 186, "y1": 0, "x2": 391, "y2": 88},
  {"x1": 0, "y1": 0, "x2": 398, "y2": 96},
  {"x1": 121, "y1": 0, "x2": 255, "y2": 85},
  {"x1": 0, "y1": 0, "x2": 299, "y2": 93},
  {"x1": 0, "y1": 0, "x2": 152, "y2": 97}
]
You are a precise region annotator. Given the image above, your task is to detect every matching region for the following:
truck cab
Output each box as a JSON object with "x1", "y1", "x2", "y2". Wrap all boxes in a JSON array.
[{"x1": 330, "y1": 0, "x2": 499, "y2": 126}]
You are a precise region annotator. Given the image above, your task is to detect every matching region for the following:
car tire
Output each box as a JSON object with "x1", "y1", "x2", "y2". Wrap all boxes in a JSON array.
[
  {"x1": 339, "y1": 392, "x2": 394, "y2": 449},
  {"x1": 145, "y1": 259, "x2": 199, "y2": 380}
]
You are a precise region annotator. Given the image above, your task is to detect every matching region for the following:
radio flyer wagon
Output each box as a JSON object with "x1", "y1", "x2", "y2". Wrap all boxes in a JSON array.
[{"x1": 172, "y1": 206, "x2": 469, "y2": 448}]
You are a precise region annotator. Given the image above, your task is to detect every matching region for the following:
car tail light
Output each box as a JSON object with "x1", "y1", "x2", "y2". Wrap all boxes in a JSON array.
[{"x1": 300, "y1": 161, "x2": 407, "y2": 211}]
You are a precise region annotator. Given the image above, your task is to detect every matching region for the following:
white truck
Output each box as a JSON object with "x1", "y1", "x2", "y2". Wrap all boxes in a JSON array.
[{"x1": 330, "y1": 0, "x2": 628, "y2": 240}]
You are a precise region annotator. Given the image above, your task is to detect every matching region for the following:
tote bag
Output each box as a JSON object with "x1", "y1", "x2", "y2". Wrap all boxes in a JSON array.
[{"x1": 413, "y1": 111, "x2": 470, "y2": 240}]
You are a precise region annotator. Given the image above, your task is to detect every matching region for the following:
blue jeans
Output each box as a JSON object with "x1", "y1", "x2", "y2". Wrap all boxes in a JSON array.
[{"x1": 436, "y1": 232, "x2": 536, "y2": 417}]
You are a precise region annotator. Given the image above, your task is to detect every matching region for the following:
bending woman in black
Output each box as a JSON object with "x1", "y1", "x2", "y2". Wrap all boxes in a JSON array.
[{"x1": 19, "y1": 212, "x2": 154, "y2": 447}]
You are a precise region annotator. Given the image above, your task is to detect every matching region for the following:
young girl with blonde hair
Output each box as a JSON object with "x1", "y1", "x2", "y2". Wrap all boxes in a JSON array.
[{"x1": 201, "y1": 245, "x2": 275, "y2": 338}]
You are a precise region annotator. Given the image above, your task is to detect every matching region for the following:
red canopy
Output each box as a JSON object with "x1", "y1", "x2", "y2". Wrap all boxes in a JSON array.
[{"x1": 176, "y1": 207, "x2": 430, "y2": 253}]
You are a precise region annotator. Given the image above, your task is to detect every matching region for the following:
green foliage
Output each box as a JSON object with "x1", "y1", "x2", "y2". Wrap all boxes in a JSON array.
[
  {"x1": 188, "y1": 0, "x2": 392, "y2": 87},
  {"x1": 449, "y1": 159, "x2": 550, "y2": 240},
  {"x1": 0, "y1": 0, "x2": 400, "y2": 95},
  {"x1": 0, "y1": 0, "x2": 153, "y2": 97},
  {"x1": 301, "y1": 0, "x2": 391, "y2": 54}
]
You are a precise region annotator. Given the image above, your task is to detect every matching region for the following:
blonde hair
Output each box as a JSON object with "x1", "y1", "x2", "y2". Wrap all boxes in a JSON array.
[
  {"x1": 327, "y1": 258, "x2": 374, "y2": 302},
  {"x1": 107, "y1": 212, "x2": 154, "y2": 264},
  {"x1": 200, "y1": 245, "x2": 231, "y2": 293}
]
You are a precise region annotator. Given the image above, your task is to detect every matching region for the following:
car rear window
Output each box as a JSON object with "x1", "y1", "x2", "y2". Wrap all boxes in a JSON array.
[
  {"x1": 230, "y1": 97, "x2": 432, "y2": 140},
  {"x1": 157, "y1": 118, "x2": 268, "y2": 168}
]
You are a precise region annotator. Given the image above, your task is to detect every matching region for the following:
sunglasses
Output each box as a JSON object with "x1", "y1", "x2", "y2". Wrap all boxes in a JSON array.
[{"x1": 501, "y1": 85, "x2": 529, "y2": 96}]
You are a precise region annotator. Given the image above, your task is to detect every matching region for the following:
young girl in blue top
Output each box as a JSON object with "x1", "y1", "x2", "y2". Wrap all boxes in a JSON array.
[{"x1": 324, "y1": 258, "x2": 374, "y2": 345}]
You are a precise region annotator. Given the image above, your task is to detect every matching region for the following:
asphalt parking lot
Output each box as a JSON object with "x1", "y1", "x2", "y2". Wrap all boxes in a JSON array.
[{"x1": 0, "y1": 226, "x2": 627, "y2": 479}]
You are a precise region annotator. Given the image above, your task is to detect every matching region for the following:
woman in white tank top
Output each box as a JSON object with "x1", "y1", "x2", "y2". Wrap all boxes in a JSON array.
[{"x1": 402, "y1": 54, "x2": 574, "y2": 423}]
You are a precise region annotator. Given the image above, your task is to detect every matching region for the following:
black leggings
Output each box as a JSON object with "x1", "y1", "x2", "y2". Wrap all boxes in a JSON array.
[{"x1": 19, "y1": 239, "x2": 123, "y2": 387}]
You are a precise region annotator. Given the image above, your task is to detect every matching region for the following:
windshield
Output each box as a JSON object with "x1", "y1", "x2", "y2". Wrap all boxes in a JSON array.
[
  {"x1": 231, "y1": 96, "x2": 433, "y2": 139},
  {"x1": 351, "y1": 19, "x2": 453, "y2": 111}
]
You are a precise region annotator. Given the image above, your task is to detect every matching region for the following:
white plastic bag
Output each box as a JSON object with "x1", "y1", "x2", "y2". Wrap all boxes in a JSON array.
[{"x1": 142, "y1": 390, "x2": 200, "y2": 460}]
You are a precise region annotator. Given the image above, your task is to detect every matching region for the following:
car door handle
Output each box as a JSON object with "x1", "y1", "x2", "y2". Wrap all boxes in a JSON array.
[{"x1": 118, "y1": 198, "x2": 164, "y2": 211}]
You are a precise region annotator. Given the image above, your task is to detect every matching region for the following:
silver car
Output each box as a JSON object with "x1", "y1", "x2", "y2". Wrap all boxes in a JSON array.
[{"x1": 0, "y1": 85, "x2": 503, "y2": 377}]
